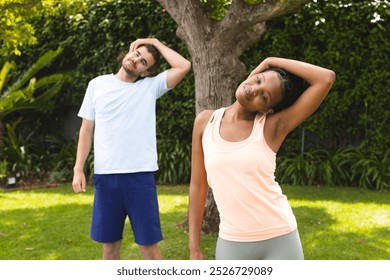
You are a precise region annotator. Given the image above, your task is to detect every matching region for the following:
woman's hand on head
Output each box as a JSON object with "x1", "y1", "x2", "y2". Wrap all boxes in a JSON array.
[{"x1": 249, "y1": 57, "x2": 273, "y2": 76}]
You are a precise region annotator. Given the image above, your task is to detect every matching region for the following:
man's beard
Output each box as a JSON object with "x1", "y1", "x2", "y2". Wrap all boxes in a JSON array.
[
  {"x1": 124, "y1": 67, "x2": 138, "y2": 78},
  {"x1": 122, "y1": 60, "x2": 140, "y2": 78}
]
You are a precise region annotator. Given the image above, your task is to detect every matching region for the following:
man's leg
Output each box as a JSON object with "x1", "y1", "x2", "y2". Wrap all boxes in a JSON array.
[
  {"x1": 139, "y1": 243, "x2": 162, "y2": 260},
  {"x1": 102, "y1": 240, "x2": 122, "y2": 260},
  {"x1": 125, "y1": 173, "x2": 163, "y2": 259}
]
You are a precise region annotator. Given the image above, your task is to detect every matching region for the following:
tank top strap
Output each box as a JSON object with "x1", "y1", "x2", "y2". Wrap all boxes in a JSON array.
[
  {"x1": 204, "y1": 108, "x2": 223, "y2": 140},
  {"x1": 212, "y1": 108, "x2": 225, "y2": 123},
  {"x1": 256, "y1": 112, "x2": 267, "y2": 124},
  {"x1": 203, "y1": 108, "x2": 224, "y2": 145},
  {"x1": 250, "y1": 112, "x2": 266, "y2": 139}
]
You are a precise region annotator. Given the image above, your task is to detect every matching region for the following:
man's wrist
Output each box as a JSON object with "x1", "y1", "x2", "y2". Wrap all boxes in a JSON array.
[{"x1": 73, "y1": 166, "x2": 84, "y2": 172}]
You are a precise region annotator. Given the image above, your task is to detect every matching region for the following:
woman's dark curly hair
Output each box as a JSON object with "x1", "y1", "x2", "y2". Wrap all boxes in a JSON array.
[{"x1": 266, "y1": 67, "x2": 310, "y2": 112}]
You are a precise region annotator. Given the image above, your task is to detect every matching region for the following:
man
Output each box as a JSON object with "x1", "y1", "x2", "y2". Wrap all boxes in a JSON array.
[{"x1": 72, "y1": 38, "x2": 191, "y2": 260}]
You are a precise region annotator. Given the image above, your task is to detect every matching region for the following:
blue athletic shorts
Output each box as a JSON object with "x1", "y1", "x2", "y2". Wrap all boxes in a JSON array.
[{"x1": 90, "y1": 172, "x2": 163, "y2": 245}]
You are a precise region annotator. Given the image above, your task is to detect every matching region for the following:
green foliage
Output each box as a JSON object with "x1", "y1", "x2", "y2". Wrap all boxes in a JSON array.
[
  {"x1": 156, "y1": 140, "x2": 192, "y2": 184},
  {"x1": 156, "y1": 72, "x2": 195, "y2": 142},
  {"x1": 341, "y1": 147, "x2": 390, "y2": 190},
  {"x1": 0, "y1": 0, "x2": 87, "y2": 57},
  {"x1": 0, "y1": 48, "x2": 68, "y2": 115},
  {"x1": 45, "y1": 133, "x2": 94, "y2": 183},
  {"x1": 0, "y1": 160, "x2": 7, "y2": 179},
  {"x1": 0, "y1": 62, "x2": 16, "y2": 93},
  {"x1": 277, "y1": 150, "x2": 323, "y2": 186},
  {"x1": 155, "y1": 76, "x2": 195, "y2": 184},
  {"x1": 0, "y1": 48, "x2": 70, "y2": 180},
  {"x1": 277, "y1": 148, "x2": 350, "y2": 187},
  {"x1": 3, "y1": 120, "x2": 42, "y2": 177},
  {"x1": 199, "y1": 0, "x2": 272, "y2": 20},
  {"x1": 199, "y1": 0, "x2": 232, "y2": 20},
  {"x1": 276, "y1": 146, "x2": 390, "y2": 190}
]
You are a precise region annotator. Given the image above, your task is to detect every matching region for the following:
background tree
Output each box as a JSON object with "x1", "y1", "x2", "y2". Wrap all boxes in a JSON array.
[{"x1": 0, "y1": 0, "x2": 86, "y2": 57}]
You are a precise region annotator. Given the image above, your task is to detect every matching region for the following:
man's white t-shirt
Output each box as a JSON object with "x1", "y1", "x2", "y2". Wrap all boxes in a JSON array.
[{"x1": 78, "y1": 71, "x2": 169, "y2": 174}]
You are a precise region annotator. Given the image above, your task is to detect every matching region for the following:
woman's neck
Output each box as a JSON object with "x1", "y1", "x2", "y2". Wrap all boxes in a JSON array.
[{"x1": 225, "y1": 102, "x2": 259, "y2": 121}]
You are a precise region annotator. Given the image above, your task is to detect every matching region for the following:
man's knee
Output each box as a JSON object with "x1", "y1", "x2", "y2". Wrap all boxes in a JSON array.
[
  {"x1": 138, "y1": 243, "x2": 162, "y2": 260},
  {"x1": 102, "y1": 240, "x2": 122, "y2": 260}
]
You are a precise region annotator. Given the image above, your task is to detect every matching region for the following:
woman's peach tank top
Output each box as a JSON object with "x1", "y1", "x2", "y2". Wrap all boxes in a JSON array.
[{"x1": 202, "y1": 108, "x2": 297, "y2": 241}]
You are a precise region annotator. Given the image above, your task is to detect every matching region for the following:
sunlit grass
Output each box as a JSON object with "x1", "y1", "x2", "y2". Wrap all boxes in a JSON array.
[
  {"x1": 285, "y1": 186, "x2": 390, "y2": 260},
  {"x1": 0, "y1": 184, "x2": 388, "y2": 260},
  {"x1": 293, "y1": 200, "x2": 389, "y2": 259}
]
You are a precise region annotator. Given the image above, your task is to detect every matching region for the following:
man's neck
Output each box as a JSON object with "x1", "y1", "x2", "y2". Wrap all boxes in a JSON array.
[{"x1": 115, "y1": 67, "x2": 138, "y2": 83}]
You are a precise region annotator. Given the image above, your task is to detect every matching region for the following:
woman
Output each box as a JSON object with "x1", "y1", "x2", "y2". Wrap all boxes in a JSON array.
[{"x1": 188, "y1": 57, "x2": 335, "y2": 260}]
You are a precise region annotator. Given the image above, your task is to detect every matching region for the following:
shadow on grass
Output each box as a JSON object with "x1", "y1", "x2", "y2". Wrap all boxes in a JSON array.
[{"x1": 294, "y1": 206, "x2": 390, "y2": 260}]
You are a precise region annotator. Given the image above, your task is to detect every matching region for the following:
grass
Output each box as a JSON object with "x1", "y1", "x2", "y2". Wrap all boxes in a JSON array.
[{"x1": 0, "y1": 184, "x2": 389, "y2": 260}]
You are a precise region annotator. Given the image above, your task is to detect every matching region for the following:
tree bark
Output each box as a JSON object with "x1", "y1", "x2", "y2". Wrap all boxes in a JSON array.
[{"x1": 155, "y1": 0, "x2": 310, "y2": 234}]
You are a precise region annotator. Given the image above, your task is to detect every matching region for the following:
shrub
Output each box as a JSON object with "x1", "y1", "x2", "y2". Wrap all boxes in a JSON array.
[{"x1": 276, "y1": 146, "x2": 390, "y2": 190}]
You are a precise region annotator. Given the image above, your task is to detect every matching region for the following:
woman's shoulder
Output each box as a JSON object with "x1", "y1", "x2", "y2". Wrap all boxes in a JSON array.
[
  {"x1": 197, "y1": 109, "x2": 215, "y2": 119},
  {"x1": 193, "y1": 109, "x2": 217, "y2": 131},
  {"x1": 196, "y1": 108, "x2": 225, "y2": 123}
]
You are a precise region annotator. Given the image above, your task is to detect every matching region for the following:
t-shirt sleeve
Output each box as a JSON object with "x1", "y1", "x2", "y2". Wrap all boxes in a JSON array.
[
  {"x1": 78, "y1": 80, "x2": 95, "y2": 121},
  {"x1": 155, "y1": 70, "x2": 170, "y2": 99}
]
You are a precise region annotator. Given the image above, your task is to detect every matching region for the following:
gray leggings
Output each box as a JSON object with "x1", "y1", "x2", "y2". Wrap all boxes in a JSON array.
[{"x1": 216, "y1": 229, "x2": 304, "y2": 260}]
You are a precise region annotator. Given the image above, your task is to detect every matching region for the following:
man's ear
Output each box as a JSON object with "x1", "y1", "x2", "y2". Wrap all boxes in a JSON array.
[{"x1": 140, "y1": 71, "x2": 151, "y2": 78}]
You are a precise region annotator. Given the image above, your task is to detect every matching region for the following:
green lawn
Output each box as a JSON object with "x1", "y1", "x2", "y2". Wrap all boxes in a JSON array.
[{"x1": 0, "y1": 184, "x2": 388, "y2": 260}]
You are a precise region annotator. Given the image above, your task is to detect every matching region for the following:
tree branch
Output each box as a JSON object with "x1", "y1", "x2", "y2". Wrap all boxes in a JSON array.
[
  {"x1": 222, "y1": 0, "x2": 310, "y2": 32},
  {"x1": 208, "y1": 0, "x2": 310, "y2": 54},
  {"x1": 1, "y1": 0, "x2": 40, "y2": 10},
  {"x1": 155, "y1": 0, "x2": 218, "y2": 53},
  {"x1": 155, "y1": 0, "x2": 213, "y2": 29},
  {"x1": 233, "y1": 22, "x2": 267, "y2": 55}
]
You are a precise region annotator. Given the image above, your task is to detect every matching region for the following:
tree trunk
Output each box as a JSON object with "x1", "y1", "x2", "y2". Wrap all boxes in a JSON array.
[
  {"x1": 155, "y1": 0, "x2": 311, "y2": 234},
  {"x1": 201, "y1": 189, "x2": 220, "y2": 233}
]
